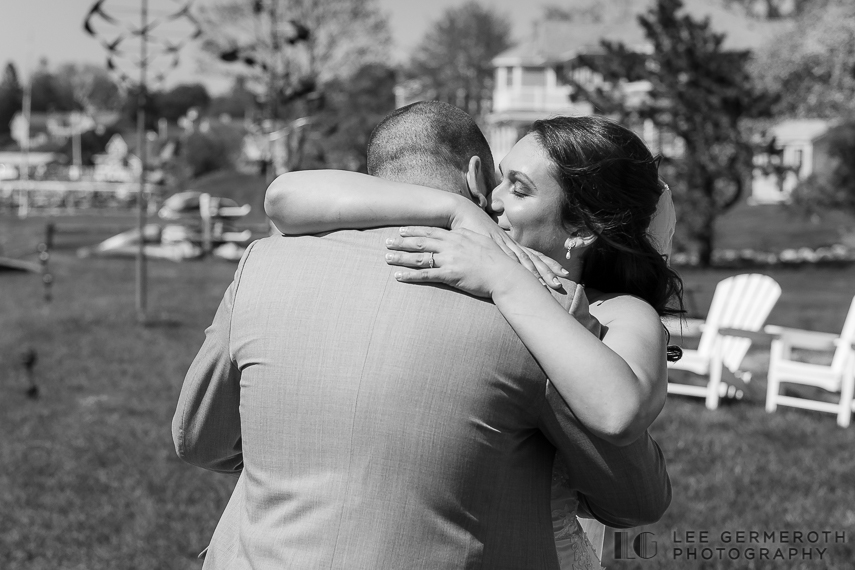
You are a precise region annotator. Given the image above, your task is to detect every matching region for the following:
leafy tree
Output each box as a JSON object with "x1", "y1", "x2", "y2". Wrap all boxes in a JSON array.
[
  {"x1": 29, "y1": 59, "x2": 77, "y2": 113},
  {"x1": 120, "y1": 85, "x2": 162, "y2": 131},
  {"x1": 156, "y1": 83, "x2": 212, "y2": 123},
  {"x1": 208, "y1": 75, "x2": 259, "y2": 119},
  {"x1": 749, "y1": 0, "x2": 855, "y2": 118},
  {"x1": 568, "y1": 0, "x2": 774, "y2": 266},
  {"x1": 302, "y1": 62, "x2": 397, "y2": 172},
  {"x1": 199, "y1": 0, "x2": 389, "y2": 117},
  {"x1": 181, "y1": 123, "x2": 244, "y2": 178},
  {"x1": 793, "y1": 122, "x2": 855, "y2": 215},
  {"x1": 542, "y1": 0, "x2": 635, "y2": 23},
  {"x1": 198, "y1": 0, "x2": 390, "y2": 174},
  {"x1": 408, "y1": 1, "x2": 512, "y2": 119},
  {"x1": 54, "y1": 63, "x2": 122, "y2": 112},
  {"x1": 0, "y1": 62, "x2": 23, "y2": 141}
]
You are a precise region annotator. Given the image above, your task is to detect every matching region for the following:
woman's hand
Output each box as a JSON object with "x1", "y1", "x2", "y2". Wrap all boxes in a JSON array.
[
  {"x1": 385, "y1": 226, "x2": 541, "y2": 298},
  {"x1": 444, "y1": 207, "x2": 569, "y2": 291}
]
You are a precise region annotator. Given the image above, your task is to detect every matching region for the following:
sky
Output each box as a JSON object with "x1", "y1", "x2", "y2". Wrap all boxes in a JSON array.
[{"x1": 0, "y1": 0, "x2": 548, "y2": 94}]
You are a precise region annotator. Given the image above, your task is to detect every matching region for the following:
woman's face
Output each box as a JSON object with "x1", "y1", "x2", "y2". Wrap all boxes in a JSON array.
[{"x1": 490, "y1": 134, "x2": 569, "y2": 261}]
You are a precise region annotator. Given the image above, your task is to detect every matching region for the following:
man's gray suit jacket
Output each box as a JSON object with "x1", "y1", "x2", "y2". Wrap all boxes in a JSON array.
[{"x1": 173, "y1": 228, "x2": 671, "y2": 570}]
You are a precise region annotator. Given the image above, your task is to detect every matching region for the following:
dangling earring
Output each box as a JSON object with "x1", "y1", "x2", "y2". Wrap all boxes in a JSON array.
[{"x1": 564, "y1": 237, "x2": 577, "y2": 260}]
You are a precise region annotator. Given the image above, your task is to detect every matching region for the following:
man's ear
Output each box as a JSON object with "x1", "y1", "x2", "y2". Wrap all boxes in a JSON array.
[{"x1": 466, "y1": 155, "x2": 489, "y2": 210}]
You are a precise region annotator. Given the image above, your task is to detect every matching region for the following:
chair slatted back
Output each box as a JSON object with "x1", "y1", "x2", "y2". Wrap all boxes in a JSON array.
[
  {"x1": 696, "y1": 274, "x2": 782, "y2": 373},
  {"x1": 831, "y1": 296, "x2": 855, "y2": 374}
]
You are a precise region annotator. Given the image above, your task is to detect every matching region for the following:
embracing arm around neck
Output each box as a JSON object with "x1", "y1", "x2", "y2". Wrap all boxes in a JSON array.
[
  {"x1": 264, "y1": 170, "x2": 469, "y2": 235},
  {"x1": 265, "y1": 169, "x2": 668, "y2": 445}
]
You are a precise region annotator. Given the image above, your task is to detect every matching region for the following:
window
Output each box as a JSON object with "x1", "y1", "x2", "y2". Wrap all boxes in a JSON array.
[
  {"x1": 505, "y1": 67, "x2": 514, "y2": 87},
  {"x1": 521, "y1": 67, "x2": 546, "y2": 87}
]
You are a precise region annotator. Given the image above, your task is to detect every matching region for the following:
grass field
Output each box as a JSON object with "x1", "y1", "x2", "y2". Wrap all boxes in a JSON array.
[{"x1": 2, "y1": 211, "x2": 855, "y2": 569}]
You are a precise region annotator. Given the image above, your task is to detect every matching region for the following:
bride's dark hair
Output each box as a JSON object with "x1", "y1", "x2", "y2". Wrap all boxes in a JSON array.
[{"x1": 529, "y1": 115, "x2": 684, "y2": 319}]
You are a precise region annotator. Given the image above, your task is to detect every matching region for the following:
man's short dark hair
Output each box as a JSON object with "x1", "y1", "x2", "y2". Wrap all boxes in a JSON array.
[{"x1": 367, "y1": 101, "x2": 496, "y2": 191}]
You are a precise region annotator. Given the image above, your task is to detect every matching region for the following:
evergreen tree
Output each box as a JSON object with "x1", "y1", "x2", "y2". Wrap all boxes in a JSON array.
[
  {"x1": 568, "y1": 0, "x2": 774, "y2": 266},
  {"x1": 30, "y1": 59, "x2": 77, "y2": 113},
  {"x1": 0, "y1": 62, "x2": 23, "y2": 140}
]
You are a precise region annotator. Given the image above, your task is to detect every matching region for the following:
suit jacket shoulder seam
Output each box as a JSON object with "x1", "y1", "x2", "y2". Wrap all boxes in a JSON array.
[{"x1": 228, "y1": 239, "x2": 260, "y2": 363}]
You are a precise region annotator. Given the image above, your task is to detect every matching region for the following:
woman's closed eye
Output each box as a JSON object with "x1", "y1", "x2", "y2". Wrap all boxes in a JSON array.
[
  {"x1": 505, "y1": 170, "x2": 536, "y2": 198},
  {"x1": 510, "y1": 183, "x2": 528, "y2": 198},
  {"x1": 509, "y1": 176, "x2": 534, "y2": 198}
]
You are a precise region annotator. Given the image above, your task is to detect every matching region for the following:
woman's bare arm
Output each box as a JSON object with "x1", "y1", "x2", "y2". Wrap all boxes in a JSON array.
[
  {"x1": 588, "y1": 293, "x2": 669, "y2": 437},
  {"x1": 388, "y1": 227, "x2": 668, "y2": 446},
  {"x1": 264, "y1": 170, "x2": 467, "y2": 234},
  {"x1": 491, "y1": 274, "x2": 666, "y2": 446}
]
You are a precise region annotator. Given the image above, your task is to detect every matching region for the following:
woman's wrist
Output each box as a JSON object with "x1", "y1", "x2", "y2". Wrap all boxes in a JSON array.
[
  {"x1": 490, "y1": 260, "x2": 542, "y2": 302},
  {"x1": 447, "y1": 193, "x2": 484, "y2": 230}
]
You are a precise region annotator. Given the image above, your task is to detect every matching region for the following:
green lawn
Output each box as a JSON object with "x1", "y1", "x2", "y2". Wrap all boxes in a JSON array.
[
  {"x1": 711, "y1": 202, "x2": 855, "y2": 253},
  {"x1": 2, "y1": 212, "x2": 854, "y2": 569}
]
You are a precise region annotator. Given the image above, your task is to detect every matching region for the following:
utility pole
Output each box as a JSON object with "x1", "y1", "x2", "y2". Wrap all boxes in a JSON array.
[
  {"x1": 18, "y1": 72, "x2": 31, "y2": 218},
  {"x1": 266, "y1": 0, "x2": 280, "y2": 187},
  {"x1": 135, "y1": 0, "x2": 148, "y2": 323}
]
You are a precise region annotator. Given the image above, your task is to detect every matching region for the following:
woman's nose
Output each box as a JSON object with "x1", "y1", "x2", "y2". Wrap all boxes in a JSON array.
[{"x1": 489, "y1": 197, "x2": 504, "y2": 216}]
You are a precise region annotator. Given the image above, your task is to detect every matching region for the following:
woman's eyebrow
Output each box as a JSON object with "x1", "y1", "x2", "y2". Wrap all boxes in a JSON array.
[{"x1": 508, "y1": 170, "x2": 536, "y2": 188}]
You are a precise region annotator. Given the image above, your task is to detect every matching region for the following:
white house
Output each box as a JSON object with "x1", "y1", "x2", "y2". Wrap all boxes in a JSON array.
[
  {"x1": 485, "y1": 0, "x2": 787, "y2": 164},
  {"x1": 751, "y1": 119, "x2": 832, "y2": 204}
]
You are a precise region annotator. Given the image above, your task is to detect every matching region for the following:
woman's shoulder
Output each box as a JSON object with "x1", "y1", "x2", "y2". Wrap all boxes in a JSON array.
[{"x1": 586, "y1": 289, "x2": 660, "y2": 326}]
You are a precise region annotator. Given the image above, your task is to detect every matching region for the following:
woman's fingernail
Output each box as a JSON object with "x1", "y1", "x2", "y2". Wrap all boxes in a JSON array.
[
  {"x1": 394, "y1": 272, "x2": 403, "y2": 281},
  {"x1": 560, "y1": 268, "x2": 569, "y2": 275},
  {"x1": 399, "y1": 227, "x2": 408, "y2": 234},
  {"x1": 385, "y1": 238, "x2": 394, "y2": 246},
  {"x1": 553, "y1": 277, "x2": 561, "y2": 286}
]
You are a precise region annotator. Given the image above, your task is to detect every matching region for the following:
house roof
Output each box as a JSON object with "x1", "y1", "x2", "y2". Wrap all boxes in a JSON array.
[
  {"x1": 769, "y1": 119, "x2": 832, "y2": 143},
  {"x1": 493, "y1": 0, "x2": 791, "y2": 66}
]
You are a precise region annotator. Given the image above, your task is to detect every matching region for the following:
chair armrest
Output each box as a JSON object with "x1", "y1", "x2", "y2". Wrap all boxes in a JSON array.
[
  {"x1": 764, "y1": 325, "x2": 840, "y2": 351},
  {"x1": 832, "y1": 337, "x2": 855, "y2": 350},
  {"x1": 717, "y1": 327, "x2": 774, "y2": 344}
]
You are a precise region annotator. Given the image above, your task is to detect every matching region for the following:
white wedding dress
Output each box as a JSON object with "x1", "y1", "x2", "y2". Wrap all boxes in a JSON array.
[{"x1": 551, "y1": 456, "x2": 604, "y2": 570}]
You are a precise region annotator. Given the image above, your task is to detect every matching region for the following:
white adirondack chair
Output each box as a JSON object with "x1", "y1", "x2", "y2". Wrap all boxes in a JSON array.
[
  {"x1": 667, "y1": 274, "x2": 782, "y2": 410},
  {"x1": 765, "y1": 296, "x2": 855, "y2": 427}
]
